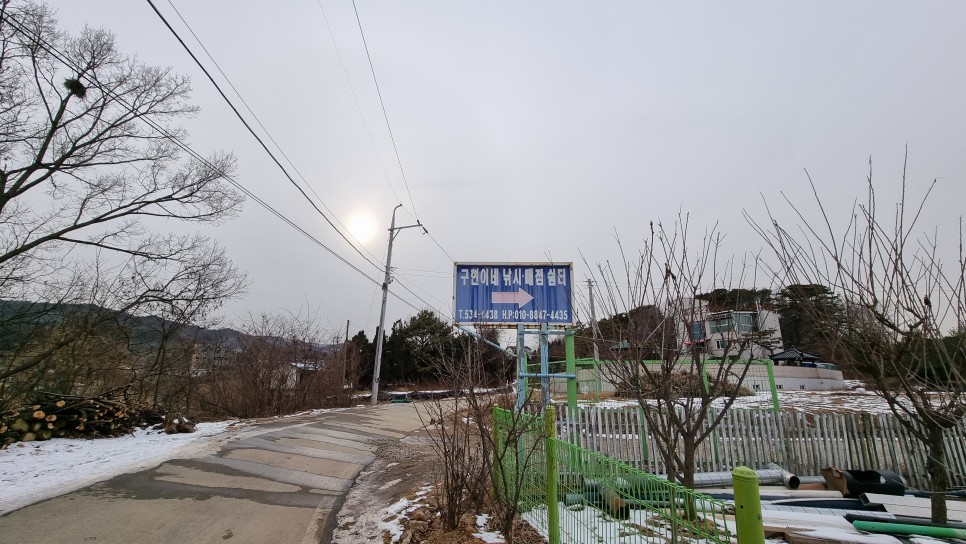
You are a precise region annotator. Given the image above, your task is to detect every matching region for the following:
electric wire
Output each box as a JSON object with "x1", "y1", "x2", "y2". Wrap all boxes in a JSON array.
[
  {"x1": 158, "y1": 3, "x2": 456, "y2": 326},
  {"x1": 163, "y1": 0, "x2": 458, "y2": 295},
  {"x1": 0, "y1": 10, "x2": 431, "y2": 314},
  {"x1": 314, "y1": 0, "x2": 402, "y2": 207},
  {"x1": 145, "y1": 0, "x2": 385, "y2": 274},
  {"x1": 4, "y1": 7, "x2": 494, "y2": 353},
  {"x1": 395, "y1": 272, "x2": 450, "y2": 279},
  {"x1": 392, "y1": 277, "x2": 452, "y2": 321},
  {"x1": 425, "y1": 228, "x2": 457, "y2": 263},
  {"x1": 350, "y1": 0, "x2": 418, "y2": 219},
  {"x1": 147, "y1": 0, "x2": 454, "y2": 324},
  {"x1": 393, "y1": 266, "x2": 450, "y2": 274},
  {"x1": 349, "y1": 3, "x2": 458, "y2": 264},
  {"x1": 163, "y1": 0, "x2": 386, "y2": 269},
  {"x1": 316, "y1": 1, "x2": 459, "y2": 266},
  {"x1": 393, "y1": 275, "x2": 451, "y2": 313}
]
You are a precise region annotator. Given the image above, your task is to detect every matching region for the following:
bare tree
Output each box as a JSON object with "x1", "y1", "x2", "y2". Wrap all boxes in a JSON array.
[
  {"x1": 590, "y1": 216, "x2": 774, "y2": 494},
  {"x1": 199, "y1": 310, "x2": 346, "y2": 418},
  {"x1": 0, "y1": 1, "x2": 245, "y2": 405},
  {"x1": 417, "y1": 331, "x2": 539, "y2": 544},
  {"x1": 749, "y1": 155, "x2": 966, "y2": 522}
]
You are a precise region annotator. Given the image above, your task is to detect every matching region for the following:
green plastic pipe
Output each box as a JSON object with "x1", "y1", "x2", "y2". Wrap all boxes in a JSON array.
[
  {"x1": 733, "y1": 466, "x2": 765, "y2": 544},
  {"x1": 852, "y1": 520, "x2": 966, "y2": 539}
]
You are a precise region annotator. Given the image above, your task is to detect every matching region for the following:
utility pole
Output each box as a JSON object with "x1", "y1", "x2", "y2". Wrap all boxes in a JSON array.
[
  {"x1": 371, "y1": 204, "x2": 424, "y2": 405},
  {"x1": 342, "y1": 319, "x2": 350, "y2": 390},
  {"x1": 588, "y1": 279, "x2": 600, "y2": 361}
]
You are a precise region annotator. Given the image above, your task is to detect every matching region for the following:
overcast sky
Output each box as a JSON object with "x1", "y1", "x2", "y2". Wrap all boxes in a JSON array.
[{"x1": 50, "y1": 1, "x2": 966, "y2": 340}]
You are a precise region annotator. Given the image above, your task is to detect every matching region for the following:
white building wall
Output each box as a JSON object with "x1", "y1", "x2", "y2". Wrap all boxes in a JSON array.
[{"x1": 551, "y1": 362, "x2": 844, "y2": 394}]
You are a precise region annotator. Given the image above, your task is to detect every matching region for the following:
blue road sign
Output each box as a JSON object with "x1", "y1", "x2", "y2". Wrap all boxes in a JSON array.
[{"x1": 453, "y1": 262, "x2": 573, "y2": 325}]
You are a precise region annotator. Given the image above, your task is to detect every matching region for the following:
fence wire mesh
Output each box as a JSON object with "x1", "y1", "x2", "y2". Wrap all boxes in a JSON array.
[{"x1": 494, "y1": 407, "x2": 734, "y2": 544}]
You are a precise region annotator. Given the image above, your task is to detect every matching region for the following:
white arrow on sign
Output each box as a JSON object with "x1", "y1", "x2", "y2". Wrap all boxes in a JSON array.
[{"x1": 491, "y1": 288, "x2": 534, "y2": 308}]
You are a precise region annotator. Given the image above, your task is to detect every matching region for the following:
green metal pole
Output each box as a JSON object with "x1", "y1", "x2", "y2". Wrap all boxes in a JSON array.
[
  {"x1": 565, "y1": 330, "x2": 577, "y2": 410},
  {"x1": 700, "y1": 359, "x2": 711, "y2": 394},
  {"x1": 565, "y1": 330, "x2": 577, "y2": 445},
  {"x1": 545, "y1": 406, "x2": 560, "y2": 544},
  {"x1": 765, "y1": 359, "x2": 780, "y2": 412},
  {"x1": 733, "y1": 466, "x2": 764, "y2": 544},
  {"x1": 701, "y1": 360, "x2": 721, "y2": 467}
]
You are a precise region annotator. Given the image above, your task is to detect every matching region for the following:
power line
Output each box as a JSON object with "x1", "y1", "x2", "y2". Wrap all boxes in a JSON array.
[
  {"x1": 145, "y1": 0, "x2": 384, "y2": 274},
  {"x1": 395, "y1": 271, "x2": 450, "y2": 279},
  {"x1": 350, "y1": 0, "x2": 418, "y2": 219},
  {"x1": 393, "y1": 275, "x2": 451, "y2": 312},
  {"x1": 344, "y1": 0, "x2": 456, "y2": 262},
  {"x1": 150, "y1": 1, "x2": 461, "y2": 323},
  {"x1": 0, "y1": 9, "x2": 430, "y2": 313},
  {"x1": 393, "y1": 266, "x2": 450, "y2": 274},
  {"x1": 424, "y1": 228, "x2": 456, "y2": 263},
  {"x1": 164, "y1": 0, "x2": 386, "y2": 269},
  {"x1": 314, "y1": 0, "x2": 402, "y2": 208}
]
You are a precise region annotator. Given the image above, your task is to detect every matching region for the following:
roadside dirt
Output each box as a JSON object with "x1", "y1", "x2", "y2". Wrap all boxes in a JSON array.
[
  {"x1": 331, "y1": 431, "x2": 438, "y2": 544},
  {"x1": 330, "y1": 413, "x2": 545, "y2": 544}
]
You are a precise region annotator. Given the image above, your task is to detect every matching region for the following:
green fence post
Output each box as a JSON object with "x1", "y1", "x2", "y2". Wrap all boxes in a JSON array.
[
  {"x1": 566, "y1": 330, "x2": 577, "y2": 411},
  {"x1": 765, "y1": 359, "x2": 780, "y2": 412},
  {"x1": 701, "y1": 360, "x2": 721, "y2": 469},
  {"x1": 733, "y1": 466, "x2": 764, "y2": 544},
  {"x1": 545, "y1": 406, "x2": 560, "y2": 544}
]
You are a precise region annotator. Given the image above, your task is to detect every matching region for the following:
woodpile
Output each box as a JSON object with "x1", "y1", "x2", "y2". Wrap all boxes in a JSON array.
[{"x1": 0, "y1": 391, "x2": 166, "y2": 449}]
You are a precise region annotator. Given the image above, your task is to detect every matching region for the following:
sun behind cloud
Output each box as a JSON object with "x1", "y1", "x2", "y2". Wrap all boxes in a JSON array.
[{"x1": 347, "y1": 211, "x2": 378, "y2": 244}]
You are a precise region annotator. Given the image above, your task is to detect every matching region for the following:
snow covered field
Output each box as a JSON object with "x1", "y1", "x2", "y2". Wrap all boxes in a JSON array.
[
  {"x1": 0, "y1": 421, "x2": 239, "y2": 515},
  {"x1": 593, "y1": 386, "x2": 900, "y2": 414}
]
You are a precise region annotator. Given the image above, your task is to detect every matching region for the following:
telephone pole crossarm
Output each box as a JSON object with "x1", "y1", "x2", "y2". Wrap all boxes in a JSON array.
[{"x1": 370, "y1": 204, "x2": 424, "y2": 405}]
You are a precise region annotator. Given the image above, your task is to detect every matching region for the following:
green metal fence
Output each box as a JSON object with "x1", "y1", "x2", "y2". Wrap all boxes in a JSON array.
[{"x1": 493, "y1": 407, "x2": 735, "y2": 544}]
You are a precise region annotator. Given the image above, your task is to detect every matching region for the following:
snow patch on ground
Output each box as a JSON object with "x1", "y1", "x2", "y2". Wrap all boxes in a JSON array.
[
  {"x1": 802, "y1": 528, "x2": 902, "y2": 544},
  {"x1": 379, "y1": 478, "x2": 402, "y2": 490},
  {"x1": 378, "y1": 484, "x2": 433, "y2": 544},
  {"x1": 590, "y1": 388, "x2": 909, "y2": 414},
  {"x1": 474, "y1": 513, "x2": 506, "y2": 543},
  {"x1": 0, "y1": 421, "x2": 239, "y2": 515}
]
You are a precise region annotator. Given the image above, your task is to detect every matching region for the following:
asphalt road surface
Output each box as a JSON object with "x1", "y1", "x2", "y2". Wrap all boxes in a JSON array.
[{"x1": 0, "y1": 403, "x2": 426, "y2": 544}]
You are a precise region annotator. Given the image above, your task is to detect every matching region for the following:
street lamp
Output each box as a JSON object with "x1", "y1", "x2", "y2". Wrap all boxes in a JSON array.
[{"x1": 371, "y1": 204, "x2": 424, "y2": 405}]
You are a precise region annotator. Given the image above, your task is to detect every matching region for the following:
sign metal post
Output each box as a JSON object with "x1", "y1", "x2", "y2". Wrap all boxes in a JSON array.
[{"x1": 454, "y1": 262, "x2": 576, "y2": 410}]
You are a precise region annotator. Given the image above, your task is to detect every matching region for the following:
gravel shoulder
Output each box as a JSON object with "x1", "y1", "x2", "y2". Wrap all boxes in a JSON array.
[{"x1": 332, "y1": 429, "x2": 439, "y2": 543}]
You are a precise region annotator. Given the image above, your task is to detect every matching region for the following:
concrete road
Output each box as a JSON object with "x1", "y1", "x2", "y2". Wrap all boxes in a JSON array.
[{"x1": 0, "y1": 403, "x2": 426, "y2": 544}]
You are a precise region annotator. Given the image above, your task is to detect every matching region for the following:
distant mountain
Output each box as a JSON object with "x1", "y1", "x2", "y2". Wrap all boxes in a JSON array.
[{"x1": 0, "y1": 299, "x2": 339, "y2": 355}]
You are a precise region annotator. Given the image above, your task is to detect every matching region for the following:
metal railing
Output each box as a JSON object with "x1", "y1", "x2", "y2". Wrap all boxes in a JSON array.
[
  {"x1": 493, "y1": 407, "x2": 735, "y2": 544},
  {"x1": 555, "y1": 406, "x2": 966, "y2": 490}
]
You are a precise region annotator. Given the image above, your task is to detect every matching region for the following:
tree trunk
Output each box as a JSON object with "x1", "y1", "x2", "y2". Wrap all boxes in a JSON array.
[
  {"x1": 926, "y1": 424, "x2": 949, "y2": 524},
  {"x1": 681, "y1": 434, "x2": 697, "y2": 489},
  {"x1": 681, "y1": 435, "x2": 699, "y2": 521}
]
